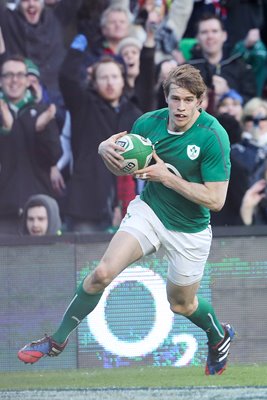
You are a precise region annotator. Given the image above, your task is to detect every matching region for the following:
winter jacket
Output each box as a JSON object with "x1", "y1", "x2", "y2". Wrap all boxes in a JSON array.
[
  {"x1": 0, "y1": 102, "x2": 62, "y2": 217},
  {"x1": 189, "y1": 51, "x2": 257, "y2": 104},
  {"x1": 231, "y1": 39, "x2": 267, "y2": 96},
  {"x1": 231, "y1": 137, "x2": 267, "y2": 186},
  {"x1": 59, "y1": 48, "x2": 142, "y2": 222},
  {"x1": 0, "y1": 0, "x2": 83, "y2": 95}
]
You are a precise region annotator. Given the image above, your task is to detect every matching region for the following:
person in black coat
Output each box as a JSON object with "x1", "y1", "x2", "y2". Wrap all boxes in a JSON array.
[
  {"x1": 59, "y1": 41, "x2": 142, "y2": 232},
  {"x1": 0, "y1": 55, "x2": 62, "y2": 234},
  {"x1": 0, "y1": 0, "x2": 84, "y2": 128}
]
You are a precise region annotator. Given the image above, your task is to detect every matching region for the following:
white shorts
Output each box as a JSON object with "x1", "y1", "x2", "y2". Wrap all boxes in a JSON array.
[{"x1": 118, "y1": 196, "x2": 212, "y2": 286}]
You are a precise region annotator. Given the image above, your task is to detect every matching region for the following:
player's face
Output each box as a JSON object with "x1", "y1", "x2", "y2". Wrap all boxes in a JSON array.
[
  {"x1": 19, "y1": 0, "x2": 44, "y2": 25},
  {"x1": 0, "y1": 60, "x2": 29, "y2": 103},
  {"x1": 94, "y1": 62, "x2": 124, "y2": 106},
  {"x1": 102, "y1": 11, "x2": 129, "y2": 42},
  {"x1": 26, "y1": 206, "x2": 48, "y2": 236},
  {"x1": 197, "y1": 18, "x2": 227, "y2": 57},
  {"x1": 166, "y1": 84, "x2": 202, "y2": 132}
]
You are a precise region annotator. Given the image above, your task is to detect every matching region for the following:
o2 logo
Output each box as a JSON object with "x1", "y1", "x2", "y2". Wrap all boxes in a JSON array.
[{"x1": 87, "y1": 266, "x2": 198, "y2": 367}]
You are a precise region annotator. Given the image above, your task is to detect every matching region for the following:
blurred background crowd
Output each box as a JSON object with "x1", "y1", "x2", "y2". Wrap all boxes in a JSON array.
[{"x1": 1, "y1": 0, "x2": 267, "y2": 236}]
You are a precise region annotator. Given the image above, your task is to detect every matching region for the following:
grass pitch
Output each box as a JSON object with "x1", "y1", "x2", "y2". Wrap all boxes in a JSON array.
[{"x1": 1, "y1": 364, "x2": 267, "y2": 390}]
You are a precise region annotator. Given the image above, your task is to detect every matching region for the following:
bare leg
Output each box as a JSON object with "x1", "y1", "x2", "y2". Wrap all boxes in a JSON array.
[
  {"x1": 166, "y1": 278, "x2": 200, "y2": 316},
  {"x1": 167, "y1": 277, "x2": 226, "y2": 347},
  {"x1": 84, "y1": 230, "x2": 144, "y2": 293}
]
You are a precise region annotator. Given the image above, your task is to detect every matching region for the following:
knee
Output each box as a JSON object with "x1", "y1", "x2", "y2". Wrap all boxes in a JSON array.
[
  {"x1": 92, "y1": 265, "x2": 112, "y2": 288},
  {"x1": 84, "y1": 262, "x2": 112, "y2": 291},
  {"x1": 168, "y1": 299, "x2": 196, "y2": 316}
]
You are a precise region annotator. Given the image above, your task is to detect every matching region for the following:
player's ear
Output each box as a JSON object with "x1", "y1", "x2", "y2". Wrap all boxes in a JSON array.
[{"x1": 197, "y1": 94, "x2": 204, "y2": 108}]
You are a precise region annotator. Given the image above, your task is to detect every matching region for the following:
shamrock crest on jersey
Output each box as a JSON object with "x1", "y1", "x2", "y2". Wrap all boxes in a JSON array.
[{"x1": 187, "y1": 145, "x2": 200, "y2": 160}]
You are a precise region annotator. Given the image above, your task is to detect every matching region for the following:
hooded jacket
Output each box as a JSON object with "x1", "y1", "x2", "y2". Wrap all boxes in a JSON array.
[{"x1": 22, "y1": 194, "x2": 62, "y2": 235}]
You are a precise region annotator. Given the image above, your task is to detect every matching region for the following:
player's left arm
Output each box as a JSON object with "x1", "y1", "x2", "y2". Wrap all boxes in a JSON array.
[{"x1": 135, "y1": 152, "x2": 229, "y2": 212}]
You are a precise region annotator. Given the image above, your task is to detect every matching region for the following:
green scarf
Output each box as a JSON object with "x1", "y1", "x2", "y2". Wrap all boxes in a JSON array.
[{"x1": 0, "y1": 89, "x2": 35, "y2": 115}]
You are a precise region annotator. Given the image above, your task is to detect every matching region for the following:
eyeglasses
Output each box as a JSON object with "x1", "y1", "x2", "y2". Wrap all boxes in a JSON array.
[
  {"x1": 244, "y1": 116, "x2": 267, "y2": 124},
  {"x1": 1, "y1": 72, "x2": 27, "y2": 80}
]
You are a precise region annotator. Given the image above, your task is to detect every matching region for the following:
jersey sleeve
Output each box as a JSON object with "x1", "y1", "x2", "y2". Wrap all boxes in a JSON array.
[
  {"x1": 130, "y1": 115, "x2": 147, "y2": 137},
  {"x1": 201, "y1": 128, "x2": 231, "y2": 182}
]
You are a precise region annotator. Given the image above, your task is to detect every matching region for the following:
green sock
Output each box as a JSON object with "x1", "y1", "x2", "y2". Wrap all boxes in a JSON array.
[
  {"x1": 52, "y1": 281, "x2": 103, "y2": 344},
  {"x1": 186, "y1": 296, "x2": 225, "y2": 346}
]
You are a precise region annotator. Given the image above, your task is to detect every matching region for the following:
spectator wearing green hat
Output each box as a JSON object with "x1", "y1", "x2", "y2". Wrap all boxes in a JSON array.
[
  {"x1": 25, "y1": 57, "x2": 73, "y2": 210},
  {"x1": 0, "y1": 55, "x2": 62, "y2": 234},
  {"x1": 25, "y1": 58, "x2": 65, "y2": 130}
]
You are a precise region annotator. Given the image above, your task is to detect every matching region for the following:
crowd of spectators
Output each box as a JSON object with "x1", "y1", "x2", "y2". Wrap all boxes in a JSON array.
[{"x1": 1, "y1": 0, "x2": 267, "y2": 234}]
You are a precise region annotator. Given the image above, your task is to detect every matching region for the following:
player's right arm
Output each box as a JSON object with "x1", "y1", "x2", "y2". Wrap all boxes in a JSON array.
[
  {"x1": 135, "y1": 152, "x2": 229, "y2": 212},
  {"x1": 98, "y1": 131, "x2": 127, "y2": 176}
]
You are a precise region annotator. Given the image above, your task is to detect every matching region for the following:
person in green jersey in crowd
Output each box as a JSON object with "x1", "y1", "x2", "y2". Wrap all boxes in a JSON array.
[{"x1": 18, "y1": 64, "x2": 234, "y2": 376}]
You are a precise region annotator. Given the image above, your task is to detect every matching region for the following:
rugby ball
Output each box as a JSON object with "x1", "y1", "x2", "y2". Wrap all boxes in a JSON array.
[{"x1": 116, "y1": 134, "x2": 154, "y2": 174}]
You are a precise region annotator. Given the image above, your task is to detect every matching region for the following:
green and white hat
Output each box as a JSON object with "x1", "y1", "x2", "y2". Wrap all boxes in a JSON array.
[{"x1": 25, "y1": 58, "x2": 41, "y2": 79}]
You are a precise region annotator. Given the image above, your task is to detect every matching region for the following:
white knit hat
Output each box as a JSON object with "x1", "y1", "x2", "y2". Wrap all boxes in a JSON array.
[
  {"x1": 15, "y1": 0, "x2": 44, "y2": 7},
  {"x1": 117, "y1": 37, "x2": 143, "y2": 54}
]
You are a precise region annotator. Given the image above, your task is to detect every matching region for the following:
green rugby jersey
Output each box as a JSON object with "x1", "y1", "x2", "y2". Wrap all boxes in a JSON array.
[{"x1": 131, "y1": 108, "x2": 231, "y2": 233}]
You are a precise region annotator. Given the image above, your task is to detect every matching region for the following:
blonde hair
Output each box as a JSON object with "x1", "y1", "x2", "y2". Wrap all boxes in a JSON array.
[
  {"x1": 163, "y1": 64, "x2": 207, "y2": 99},
  {"x1": 242, "y1": 97, "x2": 267, "y2": 122},
  {"x1": 100, "y1": 4, "x2": 132, "y2": 28},
  {"x1": 242, "y1": 97, "x2": 267, "y2": 141}
]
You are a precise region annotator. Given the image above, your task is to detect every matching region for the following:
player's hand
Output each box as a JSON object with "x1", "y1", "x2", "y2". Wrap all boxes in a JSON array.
[
  {"x1": 134, "y1": 151, "x2": 172, "y2": 182},
  {"x1": 98, "y1": 131, "x2": 127, "y2": 169}
]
